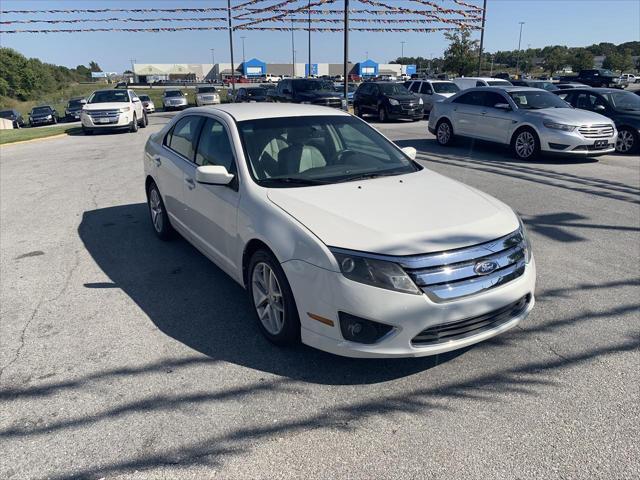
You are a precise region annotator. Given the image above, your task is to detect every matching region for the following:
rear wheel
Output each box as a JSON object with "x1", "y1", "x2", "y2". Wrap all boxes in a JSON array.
[
  {"x1": 139, "y1": 111, "x2": 148, "y2": 128},
  {"x1": 512, "y1": 128, "x2": 540, "y2": 160},
  {"x1": 378, "y1": 106, "x2": 388, "y2": 123},
  {"x1": 130, "y1": 113, "x2": 138, "y2": 133},
  {"x1": 435, "y1": 119, "x2": 454, "y2": 146},
  {"x1": 616, "y1": 128, "x2": 638, "y2": 154},
  {"x1": 353, "y1": 103, "x2": 362, "y2": 118},
  {"x1": 147, "y1": 182, "x2": 174, "y2": 240}
]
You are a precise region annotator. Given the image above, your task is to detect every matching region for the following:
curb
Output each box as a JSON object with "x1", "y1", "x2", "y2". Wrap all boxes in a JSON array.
[{"x1": 0, "y1": 132, "x2": 71, "y2": 147}]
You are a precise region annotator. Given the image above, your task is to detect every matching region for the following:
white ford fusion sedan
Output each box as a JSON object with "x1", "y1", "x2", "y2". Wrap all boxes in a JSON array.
[{"x1": 143, "y1": 104, "x2": 536, "y2": 358}]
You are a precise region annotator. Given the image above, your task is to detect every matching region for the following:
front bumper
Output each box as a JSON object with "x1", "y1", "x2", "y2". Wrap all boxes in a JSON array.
[
  {"x1": 81, "y1": 112, "x2": 132, "y2": 129},
  {"x1": 282, "y1": 257, "x2": 536, "y2": 358},
  {"x1": 196, "y1": 96, "x2": 221, "y2": 106},
  {"x1": 163, "y1": 101, "x2": 188, "y2": 110},
  {"x1": 387, "y1": 104, "x2": 424, "y2": 120},
  {"x1": 29, "y1": 117, "x2": 54, "y2": 125},
  {"x1": 540, "y1": 127, "x2": 617, "y2": 156}
]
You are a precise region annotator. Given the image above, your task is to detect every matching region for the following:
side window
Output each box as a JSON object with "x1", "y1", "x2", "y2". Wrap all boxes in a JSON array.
[
  {"x1": 167, "y1": 116, "x2": 203, "y2": 161},
  {"x1": 484, "y1": 92, "x2": 508, "y2": 108},
  {"x1": 575, "y1": 93, "x2": 594, "y2": 110},
  {"x1": 420, "y1": 83, "x2": 433, "y2": 94},
  {"x1": 453, "y1": 91, "x2": 483, "y2": 105},
  {"x1": 195, "y1": 118, "x2": 236, "y2": 172},
  {"x1": 409, "y1": 82, "x2": 420, "y2": 93},
  {"x1": 130, "y1": 90, "x2": 139, "y2": 101},
  {"x1": 476, "y1": 80, "x2": 486, "y2": 87}
]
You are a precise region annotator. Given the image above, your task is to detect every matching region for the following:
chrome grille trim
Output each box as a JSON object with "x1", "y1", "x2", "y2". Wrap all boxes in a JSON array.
[
  {"x1": 579, "y1": 124, "x2": 614, "y2": 138},
  {"x1": 87, "y1": 109, "x2": 119, "y2": 119}
]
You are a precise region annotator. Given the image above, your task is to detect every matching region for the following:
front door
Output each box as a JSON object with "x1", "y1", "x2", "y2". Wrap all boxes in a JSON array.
[
  {"x1": 480, "y1": 91, "x2": 516, "y2": 144},
  {"x1": 183, "y1": 116, "x2": 241, "y2": 275}
]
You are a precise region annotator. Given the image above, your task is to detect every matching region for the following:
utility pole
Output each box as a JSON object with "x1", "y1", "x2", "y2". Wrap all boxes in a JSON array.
[
  {"x1": 291, "y1": 17, "x2": 295, "y2": 77},
  {"x1": 227, "y1": 0, "x2": 235, "y2": 91},
  {"x1": 400, "y1": 41, "x2": 406, "y2": 63},
  {"x1": 515, "y1": 21, "x2": 525, "y2": 77},
  {"x1": 477, "y1": 0, "x2": 487, "y2": 76},
  {"x1": 129, "y1": 58, "x2": 136, "y2": 83},
  {"x1": 210, "y1": 48, "x2": 215, "y2": 81},
  {"x1": 308, "y1": 0, "x2": 312, "y2": 77},
  {"x1": 343, "y1": 0, "x2": 349, "y2": 110},
  {"x1": 241, "y1": 36, "x2": 246, "y2": 66},
  {"x1": 490, "y1": 54, "x2": 495, "y2": 75}
]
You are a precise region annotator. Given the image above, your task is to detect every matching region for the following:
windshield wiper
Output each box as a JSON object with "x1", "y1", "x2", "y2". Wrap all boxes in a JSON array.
[
  {"x1": 260, "y1": 177, "x2": 327, "y2": 186},
  {"x1": 336, "y1": 172, "x2": 403, "y2": 183}
]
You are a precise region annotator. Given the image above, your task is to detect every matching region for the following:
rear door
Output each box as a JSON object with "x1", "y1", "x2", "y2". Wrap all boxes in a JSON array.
[
  {"x1": 183, "y1": 115, "x2": 241, "y2": 275},
  {"x1": 156, "y1": 115, "x2": 204, "y2": 232},
  {"x1": 419, "y1": 82, "x2": 435, "y2": 111},
  {"x1": 450, "y1": 91, "x2": 485, "y2": 137}
]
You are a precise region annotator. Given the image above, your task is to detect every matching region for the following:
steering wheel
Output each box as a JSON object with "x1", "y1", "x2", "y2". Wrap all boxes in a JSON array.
[{"x1": 335, "y1": 149, "x2": 358, "y2": 165}]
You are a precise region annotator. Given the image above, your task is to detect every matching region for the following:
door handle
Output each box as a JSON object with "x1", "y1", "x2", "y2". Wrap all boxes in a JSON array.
[
  {"x1": 153, "y1": 155, "x2": 161, "y2": 167},
  {"x1": 185, "y1": 177, "x2": 196, "y2": 190},
  {"x1": 481, "y1": 110, "x2": 488, "y2": 114}
]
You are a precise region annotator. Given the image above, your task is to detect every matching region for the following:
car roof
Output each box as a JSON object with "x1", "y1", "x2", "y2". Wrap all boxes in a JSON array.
[
  {"x1": 466, "y1": 86, "x2": 540, "y2": 93},
  {"x1": 188, "y1": 103, "x2": 350, "y2": 122},
  {"x1": 455, "y1": 77, "x2": 509, "y2": 81}
]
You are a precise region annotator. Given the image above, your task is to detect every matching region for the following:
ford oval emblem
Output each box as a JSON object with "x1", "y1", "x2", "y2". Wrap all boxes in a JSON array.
[{"x1": 474, "y1": 260, "x2": 499, "y2": 275}]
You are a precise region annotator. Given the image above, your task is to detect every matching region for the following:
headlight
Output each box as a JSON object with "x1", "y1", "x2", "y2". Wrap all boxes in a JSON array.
[
  {"x1": 543, "y1": 121, "x2": 576, "y2": 132},
  {"x1": 389, "y1": 98, "x2": 400, "y2": 106},
  {"x1": 517, "y1": 215, "x2": 532, "y2": 264},
  {"x1": 330, "y1": 248, "x2": 421, "y2": 294},
  {"x1": 418, "y1": 98, "x2": 423, "y2": 104},
  {"x1": 119, "y1": 107, "x2": 130, "y2": 112},
  {"x1": 46, "y1": 114, "x2": 52, "y2": 119}
]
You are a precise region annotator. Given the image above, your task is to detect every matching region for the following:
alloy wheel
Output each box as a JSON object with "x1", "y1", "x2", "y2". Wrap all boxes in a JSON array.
[
  {"x1": 616, "y1": 130, "x2": 635, "y2": 153},
  {"x1": 251, "y1": 262, "x2": 285, "y2": 335},
  {"x1": 149, "y1": 188, "x2": 164, "y2": 233},
  {"x1": 515, "y1": 131, "x2": 535, "y2": 158},
  {"x1": 437, "y1": 122, "x2": 451, "y2": 144}
]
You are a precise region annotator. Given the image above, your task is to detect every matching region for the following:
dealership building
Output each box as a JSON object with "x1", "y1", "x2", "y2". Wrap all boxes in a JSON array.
[{"x1": 133, "y1": 59, "x2": 416, "y2": 83}]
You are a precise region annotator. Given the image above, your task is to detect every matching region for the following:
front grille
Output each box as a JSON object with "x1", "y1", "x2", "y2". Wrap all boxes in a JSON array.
[
  {"x1": 400, "y1": 228, "x2": 528, "y2": 302},
  {"x1": 88, "y1": 109, "x2": 119, "y2": 119},
  {"x1": 579, "y1": 124, "x2": 614, "y2": 138},
  {"x1": 312, "y1": 98, "x2": 342, "y2": 108},
  {"x1": 411, "y1": 295, "x2": 530, "y2": 346}
]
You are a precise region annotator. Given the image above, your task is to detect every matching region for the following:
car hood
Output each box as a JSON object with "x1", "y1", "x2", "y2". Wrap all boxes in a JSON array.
[
  {"x1": 266, "y1": 169, "x2": 518, "y2": 256},
  {"x1": 388, "y1": 94, "x2": 419, "y2": 102},
  {"x1": 296, "y1": 91, "x2": 341, "y2": 100},
  {"x1": 30, "y1": 112, "x2": 52, "y2": 118},
  {"x1": 523, "y1": 107, "x2": 613, "y2": 125},
  {"x1": 434, "y1": 92, "x2": 456, "y2": 99},
  {"x1": 83, "y1": 103, "x2": 128, "y2": 111}
]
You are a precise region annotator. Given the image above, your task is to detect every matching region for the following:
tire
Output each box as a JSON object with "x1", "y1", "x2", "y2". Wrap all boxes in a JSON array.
[
  {"x1": 378, "y1": 106, "x2": 388, "y2": 123},
  {"x1": 435, "y1": 119, "x2": 455, "y2": 146},
  {"x1": 130, "y1": 113, "x2": 138, "y2": 133},
  {"x1": 248, "y1": 249, "x2": 300, "y2": 346},
  {"x1": 353, "y1": 103, "x2": 362, "y2": 118},
  {"x1": 511, "y1": 128, "x2": 540, "y2": 160},
  {"x1": 147, "y1": 181, "x2": 174, "y2": 240},
  {"x1": 83, "y1": 127, "x2": 93, "y2": 135},
  {"x1": 616, "y1": 127, "x2": 638, "y2": 154},
  {"x1": 139, "y1": 111, "x2": 148, "y2": 128},
  {"x1": 52, "y1": 117, "x2": 57, "y2": 125}
]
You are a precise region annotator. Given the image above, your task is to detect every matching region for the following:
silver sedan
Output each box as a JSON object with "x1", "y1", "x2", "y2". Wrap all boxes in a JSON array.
[{"x1": 428, "y1": 87, "x2": 617, "y2": 160}]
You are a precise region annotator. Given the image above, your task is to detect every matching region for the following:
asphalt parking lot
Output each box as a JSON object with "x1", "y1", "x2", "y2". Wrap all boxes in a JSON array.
[{"x1": 1, "y1": 113, "x2": 638, "y2": 479}]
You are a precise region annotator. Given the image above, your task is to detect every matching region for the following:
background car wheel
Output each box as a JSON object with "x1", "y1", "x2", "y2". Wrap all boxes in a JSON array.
[
  {"x1": 378, "y1": 106, "x2": 388, "y2": 123},
  {"x1": 435, "y1": 119, "x2": 454, "y2": 146},
  {"x1": 83, "y1": 127, "x2": 93, "y2": 135},
  {"x1": 248, "y1": 249, "x2": 300, "y2": 346},
  {"x1": 354, "y1": 104, "x2": 362, "y2": 118},
  {"x1": 130, "y1": 114, "x2": 138, "y2": 133},
  {"x1": 147, "y1": 182, "x2": 174, "y2": 240},
  {"x1": 616, "y1": 128, "x2": 638, "y2": 154},
  {"x1": 140, "y1": 111, "x2": 148, "y2": 128},
  {"x1": 511, "y1": 128, "x2": 540, "y2": 160}
]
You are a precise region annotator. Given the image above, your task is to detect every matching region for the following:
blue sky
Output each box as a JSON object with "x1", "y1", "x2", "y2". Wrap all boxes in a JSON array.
[{"x1": 1, "y1": 0, "x2": 638, "y2": 71}]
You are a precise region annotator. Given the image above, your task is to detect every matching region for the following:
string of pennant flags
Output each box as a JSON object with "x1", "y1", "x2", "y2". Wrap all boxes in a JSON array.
[{"x1": 0, "y1": 0, "x2": 484, "y2": 34}]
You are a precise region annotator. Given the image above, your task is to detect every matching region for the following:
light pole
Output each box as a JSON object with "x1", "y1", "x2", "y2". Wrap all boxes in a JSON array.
[
  {"x1": 477, "y1": 0, "x2": 487, "y2": 75},
  {"x1": 308, "y1": 0, "x2": 311, "y2": 77},
  {"x1": 515, "y1": 21, "x2": 525, "y2": 77},
  {"x1": 291, "y1": 17, "x2": 295, "y2": 77},
  {"x1": 129, "y1": 58, "x2": 136, "y2": 83},
  {"x1": 241, "y1": 36, "x2": 246, "y2": 66},
  {"x1": 400, "y1": 41, "x2": 406, "y2": 63},
  {"x1": 226, "y1": 0, "x2": 235, "y2": 91},
  {"x1": 210, "y1": 48, "x2": 215, "y2": 81}
]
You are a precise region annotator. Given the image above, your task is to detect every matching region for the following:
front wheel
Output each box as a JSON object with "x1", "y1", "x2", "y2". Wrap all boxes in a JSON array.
[
  {"x1": 378, "y1": 106, "x2": 388, "y2": 123},
  {"x1": 130, "y1": 113, "x2": 138, "y2": 133},
  {"x1": 616, "y1": 128, "x2": 638, "y2": 154},
  {"x1": 139, "y1": 111, "x2": 148, "y2": 128},
  {"x1": 511, "y1": 128, "x2": 540, "y2": 160},
  {"x1": 249, "y1": 250, "x2": 300, "y2": 346}
]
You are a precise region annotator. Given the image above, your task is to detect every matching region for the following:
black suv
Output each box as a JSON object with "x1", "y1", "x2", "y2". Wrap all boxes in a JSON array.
[
  {"x1": 353, "y1": 82, "x2": 423, "y2": 122},
  {"x1": 562, "y1": 69, "x2": 621, "y2": 88},
  {"x1": 65, "y1": 97, "x2": 86, "y2": 121},
  {"x1": 0, "y1": 109, "x2": 25, "y2": 128},
  {"x1": 234, "y1": 86, "x2": 269, "y2": 103},
  {"x1": 29, "y1": 105, "x2": 58, "y2": 127},
  {"x1": 271, "y1": 78, "x2": 343, "y2": 108},
  {"x1": 555, "y1": 88, "x2": 640, "y2": 154}
]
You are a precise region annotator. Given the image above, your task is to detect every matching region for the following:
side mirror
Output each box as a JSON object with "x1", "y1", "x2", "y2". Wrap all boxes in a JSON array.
[
  {"x1": 594, "y1": 104, "x2": 606, "y2": 112},
  {"x1": 401, "y1": 146, "x2": 417, "y2": 160},
  {"x1": 494, "y1": 103, "x2": 511, "y2": 110},
  {"x1": 81, "y1": 99, "x2": 87, "y2": 104},
  {"x1": 195, "y1": 165, "x2": 234, "y2": 185}
]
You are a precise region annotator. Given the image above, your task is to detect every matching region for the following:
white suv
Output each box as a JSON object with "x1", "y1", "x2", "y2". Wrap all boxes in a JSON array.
[
  {"x1": 81, "y1": 89, "x2": 147, "y2": 135},
  {"x1": 143, "y1": 104, "x2": 536, "y2": 358}
]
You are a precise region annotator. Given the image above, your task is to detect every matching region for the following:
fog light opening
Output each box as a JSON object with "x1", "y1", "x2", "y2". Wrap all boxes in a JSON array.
[{"x1": 339, "y1": 312, "x2": 394, "y2": 344}]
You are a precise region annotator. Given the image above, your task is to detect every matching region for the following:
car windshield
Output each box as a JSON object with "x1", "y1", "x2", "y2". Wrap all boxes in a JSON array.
[
  {"x1": 293, "y1": 80, "x2": 333, "y2": 92},
  {"x1": 68, "y1": 99, "x2": 84, "y2": 108},
  {"x1": 0, "y1": 110, "x2": 14, "y2": 118},
  {"x1": 164, "y1": 90, "x2": 184, "y2": 97},
  {"x1": 139, "y1": 95, "x2": 150, "y2": 102},
  {"x1": 432, "y1": 82, "x2": 459, "y2": 94},
  {"x1": 599, "y1": 70, "x2": 615, "y2": 76},
  {"x1": 32, "y1": 106, "x2": 52, "y2": 114},
  {"x1": 88, "y1": 90, "x2": 129, "y2": 103},
  {"x1": 531, "y1": 82, "x2": 557, "y2": 91},
  {"x1": 378, "y1": 83, "x2": 410, "y2": 95},
  {"x1": 602, "y1": 91, "x2": 640, "y2": 111},
  {"x1": 247, "y1": 88, "x2": 267, "y2": 96},
  {"x1": 487, "y1": 80, "x2": 512, "y2": 86},
  {"x1": 197, "y1": 87, "x2": 217, "y2": 93},
  {"x1": 509, "y1": 91, "x2": 570, "y2": 109},
  {"x1": 237, "y1": 115, "x2": 420, "y2": 187}
]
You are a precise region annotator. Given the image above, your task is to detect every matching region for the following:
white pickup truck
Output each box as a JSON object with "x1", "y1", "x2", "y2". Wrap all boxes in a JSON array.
[{"x1": 81, "y1": 89, "x2": 147, "y2": 135}]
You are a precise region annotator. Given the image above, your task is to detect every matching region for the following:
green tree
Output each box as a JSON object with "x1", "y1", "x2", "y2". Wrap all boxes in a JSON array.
[
  {"x1": 602, "y1": 52, "x2": 632, "y2": 72},
  {"x1": 543, "y1": 47, "x2": 567, "y2": 76},
  {"x1": 570, "y1": 50, "x2": 594, "y2": 72},
  {"x1": 442, "y1": 30, "x2": 478, "y2": 76},
  {"x1": 89, "y1": 61, "x2": 102, "y2": 72}
]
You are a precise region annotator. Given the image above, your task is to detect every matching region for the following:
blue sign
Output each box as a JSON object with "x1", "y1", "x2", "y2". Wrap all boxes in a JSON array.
[
  {"x1": 305, "y1": 64, "x2": 318, "y2": 76},
  {"x1": 406, "y1": 64, "x2": 417, "y2": 75}
]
